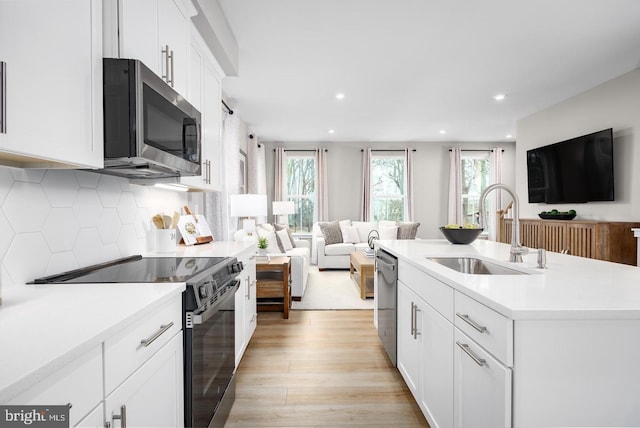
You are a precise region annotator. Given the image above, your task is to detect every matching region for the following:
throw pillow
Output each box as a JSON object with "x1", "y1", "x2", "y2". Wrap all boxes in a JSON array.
[
  {"x1": 379, "y1": 225, "x2": 398, "y2": 240},
  {"x1": 276, "y1": 229, "x2": 294, "y2": 251},
  {"x1": 318, "y1": 220, "x2": 343, "y2": 245},
  {"x1": 341, "y1": 225, "x2": 360, "y2": 243},
  {"x1": 274, "y1": 224, "x2": 295, "y2": 252},
  {"x1": 397, "y1": 222, "x2": 420, "y2": 239}
]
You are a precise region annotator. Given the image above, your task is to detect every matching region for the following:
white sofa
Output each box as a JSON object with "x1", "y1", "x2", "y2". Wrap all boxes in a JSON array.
[
  {"x1": 312, "y1": 220, "x2": 420, "y2": 269},
  {"x1": 235, "y1": 225, "x2": 311, "y2": 300}
]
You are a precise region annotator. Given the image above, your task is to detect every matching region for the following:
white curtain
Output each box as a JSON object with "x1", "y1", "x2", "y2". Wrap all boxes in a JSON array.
[
  {"x1": 274, "y1": 147, "x2": 286, "y2": 202},
  {"x1": 404, "y1": 148, "x2": 414, "y2": 221},
  {"x1": 488, "y1": 147, "x2": 504, "y2": 241},
  {"x1": 360, "y1": 148, "x2": 372, "y2": 221},
  {"x1": 316, "y1": 148, "x2": 329, "y2": 222},
  {"x1": 448, "y1": 147, "x2": 463, "y2": 225},
  {"x1": 248, "y1": 136, "x2": 267, "y2": 225},
  {"x1": 215, "y1": 110, "x2": 241, "y2": 240}
]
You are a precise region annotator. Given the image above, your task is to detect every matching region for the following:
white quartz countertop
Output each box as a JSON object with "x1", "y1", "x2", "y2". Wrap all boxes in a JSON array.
[
  {"x1": 377, "y1": 239, "x2": 640, "y2": 320},
  {"x1": 0, "y1": 240, "x2": 254, "y2": 402}
]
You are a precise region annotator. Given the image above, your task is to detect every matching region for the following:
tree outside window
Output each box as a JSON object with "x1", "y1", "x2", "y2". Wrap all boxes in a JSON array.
[
  {"x1": 371, "y1": 155, "x2": 405, "y2": 221},
  {"x1": 461, "y1": 152, "x2": 490, "y2": 226},
  {"x1": 286, "y1": 155, "x2": 316, "y2": 232}
]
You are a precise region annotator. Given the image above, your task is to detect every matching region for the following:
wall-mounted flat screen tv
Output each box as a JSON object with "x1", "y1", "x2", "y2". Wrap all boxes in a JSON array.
[{"x1": 526, "y1": 128, "x2": 614, "y2": 203}]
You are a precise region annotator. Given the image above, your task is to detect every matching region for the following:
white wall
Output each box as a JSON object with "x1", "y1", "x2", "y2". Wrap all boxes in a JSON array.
[
  {"x1": 516, "y1": 69, "x2": 640, "y2": 221},
  {"x1": 263, "y1": 140, "x2": 516, "y2": 238},
  {"x1": 0, "y1": 167, "x2": 188, "y2": 288}
]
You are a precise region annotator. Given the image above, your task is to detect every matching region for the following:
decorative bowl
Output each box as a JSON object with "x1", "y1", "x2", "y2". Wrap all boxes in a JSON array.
[
  {"x1": 538, "y1": 213, "x2": 576, "y2": 220},
  {"x1": 439, "y1": 227, "x2": 483, "y2": 245}
]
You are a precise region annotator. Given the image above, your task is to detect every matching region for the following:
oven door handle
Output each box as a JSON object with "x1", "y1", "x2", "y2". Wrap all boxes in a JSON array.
[{"x1": 191, "y1": 280, "x2": 241, "y2": 325}]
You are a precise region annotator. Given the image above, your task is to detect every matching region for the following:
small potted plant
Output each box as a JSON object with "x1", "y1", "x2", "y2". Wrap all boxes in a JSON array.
[{"x1": 257, "y1": 236, "x2": 269, "y2": 256}]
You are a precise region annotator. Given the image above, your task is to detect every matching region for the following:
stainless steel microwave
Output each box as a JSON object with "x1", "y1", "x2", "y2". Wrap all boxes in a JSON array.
[{"x1": 102, "y1": 58, "x2": 201, "y2": 179}]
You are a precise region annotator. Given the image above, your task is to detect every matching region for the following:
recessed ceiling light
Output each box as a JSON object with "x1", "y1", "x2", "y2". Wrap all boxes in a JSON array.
[
  {"x1": 439, "y1": 129, "x2": 447, "y2": 134},
  {"x1": 506, "y1": 134, "x2": 513, "y2": 139},
  {"x1": 494, "y1": 93, "x2": 506, "y2": 101},
  {"x1": 328, "y1": 129, "x2": 335, "y2": 134},
  {"x1": 335, "y1": 93, "x2": 345, "y2": 100}
]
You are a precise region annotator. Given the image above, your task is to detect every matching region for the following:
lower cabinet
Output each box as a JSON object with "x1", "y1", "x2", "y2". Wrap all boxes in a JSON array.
[
  {"x1": 453, "y1": 329, "x2": 512, "y2": 428},
  {"x1": 397, "y1": 280, "x2": 453, "y2": 428},
  {"x1": 105, "y1": 331, "x2": 184, "y2": 428},
  {"x1": 235, "y1": 247, "x2": 257, "y2": 365}
]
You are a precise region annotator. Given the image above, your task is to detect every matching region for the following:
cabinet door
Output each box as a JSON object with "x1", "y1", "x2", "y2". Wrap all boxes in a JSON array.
[
  {"x1": 118, "y1": 0, "x2": 159, "y2": 74},
  {"x1": 75, "y1": 403, "x2": 104, "y2": 428},
  {"x1": 158, "y1": 0, "x2": 188, "y2": 96},
  {"x1": 421, "y1": 301, "x2": 454, "y2": 428},
  {"x1": 244, "y1": 256, "x2": 258, "y2": 343},
  {"x1": 397, "y1": 281, "x2": 422, "y2": 397},
  {"x1": 234, "y1": 280, "x2": 246, "y2": 366},
  {"x1": 105, "y1": 331, "x2": 184, "y2": 428},
  {"x1": 454, "y1": 329, "x2": 512, "y2": 428},
  {"x1": 0, "y1": 0, "x2": 102, "y2": 168}
]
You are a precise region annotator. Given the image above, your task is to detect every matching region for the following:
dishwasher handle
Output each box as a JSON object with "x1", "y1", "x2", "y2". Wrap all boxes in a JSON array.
[{"x1": 376, "y1": 258, "x2": 396, "y2": 272}]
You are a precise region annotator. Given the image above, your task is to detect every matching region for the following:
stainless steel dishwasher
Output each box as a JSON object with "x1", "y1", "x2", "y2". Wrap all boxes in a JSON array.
[{"x1": 376, "y1": 249, "x2": 398, "y2": 366}]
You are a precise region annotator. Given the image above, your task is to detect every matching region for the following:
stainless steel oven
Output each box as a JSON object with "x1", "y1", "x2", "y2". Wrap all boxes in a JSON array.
[{"x1": 30, "y1": 255, "x2": 244, "y2": 428}]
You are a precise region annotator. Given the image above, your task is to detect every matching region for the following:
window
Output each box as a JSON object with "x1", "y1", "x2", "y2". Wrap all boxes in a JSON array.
[
  {"x1": 371, "y1": 154, "x2": 405, "y2": 222},
  {"x1": 286, "y1": 154, "x2": 316, "y2": 232},
  {"x1": 461, "y1": 151, "x2": 490, "y2": 226}
]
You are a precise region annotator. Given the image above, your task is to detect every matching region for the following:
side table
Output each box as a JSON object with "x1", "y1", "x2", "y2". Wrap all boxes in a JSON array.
[
  {"x1": 349, "y1": 251, "x2": 375, "y2": 299},
  {"x1": 256, "y1": 256, "x2": 291, "y2": 319}
]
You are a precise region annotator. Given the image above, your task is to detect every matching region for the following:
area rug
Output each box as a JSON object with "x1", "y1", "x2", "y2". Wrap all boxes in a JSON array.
[{"x1": 291, "y1": 266, "x2": 374, "y2": 310}]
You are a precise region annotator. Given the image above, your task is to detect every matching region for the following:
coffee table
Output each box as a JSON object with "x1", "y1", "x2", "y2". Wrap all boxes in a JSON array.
[
  {"x1": 349, "y1": 251, "x2": 375, "y2": 299},
  {"x1": 256, "y1": 256, "x2": 291, "y2": 319}
]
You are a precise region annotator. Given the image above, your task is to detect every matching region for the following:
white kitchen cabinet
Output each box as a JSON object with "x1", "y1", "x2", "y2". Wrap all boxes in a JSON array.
[
  {"x1": 180, "y1": 27, "x2": 224, "y2": 191},
  {"x1": 397, "y1": 281, "x2": 422, "y2": 396},
  {"x1": 105, "y1": 331, "x2": 184, "y2": 428},
  {"x1": 0, "y1": 0, "x2": 103, "y2": 169},
  {"x1": 114, "y1": 0, "x2": 195, "y2": 98},
  {"x1": 454, "y1": 329, "x2": 512, "y2": 428},
  {"x1": 397, "y1": 277, "x2": 453, "y2": 428},
  {"x1": 235, "y1": 247, "x2": 257, "y2": 365},
  {"x1": 75, "y1": 403, "x2": 104, "y2": 428},
  {"x1": 7, "y1": 345, "x2": 103, "y2": 427}
]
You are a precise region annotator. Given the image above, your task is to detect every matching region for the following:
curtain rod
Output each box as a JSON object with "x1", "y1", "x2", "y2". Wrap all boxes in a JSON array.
[
  {"x1": 360, "y1": 149, "x2": 417, "y2": 152},
  {"x1": 273, "y1": 149, "x2": 328, "y2": 152},
  {"x1": 221, "y1": 100, "x2": 233, "y2": 115},
  {"x1": 249, "y1": 134, "x2": 261, "y2": 148},
  {"x1": 448, "y1": 149, "x2": 504, "y2": 152}
]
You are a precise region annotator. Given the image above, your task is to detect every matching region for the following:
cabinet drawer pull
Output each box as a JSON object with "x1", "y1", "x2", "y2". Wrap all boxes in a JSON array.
[
  {"x1": 456, "y1": 313, "x2": 487, "y2": 333},
  {"x1": 1, "y1": 61, "x2": 6, "y2": 133},
  {"x1": 456, "y1": 341, "x2": 486, "y2": 367},
  {"x1": 140, "y1": 322, "x2": 174, "y2": 347},
  {"x1": 162, "y1": 45, "x2": 171, "y2": 84}
]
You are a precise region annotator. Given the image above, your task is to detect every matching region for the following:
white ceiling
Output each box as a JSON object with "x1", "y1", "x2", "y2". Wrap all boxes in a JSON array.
[{"x1": 217, "y1": 0, "x2": 640, "y2": 144}]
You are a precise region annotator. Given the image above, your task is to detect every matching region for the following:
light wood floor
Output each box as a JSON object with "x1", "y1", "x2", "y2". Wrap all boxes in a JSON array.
[{"x1": 225, "y1": 310, "x2": 430, "y2": 427}]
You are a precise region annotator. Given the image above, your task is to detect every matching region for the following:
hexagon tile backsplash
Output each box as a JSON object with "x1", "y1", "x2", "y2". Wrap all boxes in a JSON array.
[{"x1": 0, "y1": 166, "x2": 189, "y2": 287}]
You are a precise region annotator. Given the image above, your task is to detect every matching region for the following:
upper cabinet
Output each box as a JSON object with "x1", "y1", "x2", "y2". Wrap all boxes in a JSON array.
[
  {"x1": 0, "y1": 0, "x2": 103, "y2": 169},
  {"x1": 114, "y1": 0, "x2": 195, "y2": 99},
  {"x1": 179, "y1": 27, "x2": 223, "y2": 191}
]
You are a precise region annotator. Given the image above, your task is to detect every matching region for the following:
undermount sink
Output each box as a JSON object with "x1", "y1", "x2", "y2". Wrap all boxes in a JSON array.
[{"x1": 427, "y1": 257, "x2": 529, "y2": 275}]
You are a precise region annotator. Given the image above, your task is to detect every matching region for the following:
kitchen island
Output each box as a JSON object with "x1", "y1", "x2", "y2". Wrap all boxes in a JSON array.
[{"x1": 377, "y1": 239, "x2": 640, "y2": 428}]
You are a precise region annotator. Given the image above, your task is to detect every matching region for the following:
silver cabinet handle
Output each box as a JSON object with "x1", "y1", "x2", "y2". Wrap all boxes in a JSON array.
[
  {"x1": 207, "y1": 160, "x2": 212, "y2": 184},
  {"x1": 410, "y1": 301, "x2": 416, "y2": 337},
  {"x1": 140, "y1": 322, "x2": 174, "y2": 347},
  {"x1": 112, "y1": 405, "x2": 127, "y2": 428},
  {"x1": 246, "y1": 278, "x2": 256, "y2": 300},
  {"x1": 456, "y1": 313, "x2": 487, "y2": 333},
  {"x1": 169, "y1": 48, "x2": 174, "y2": 87},
  {"x1": 413, "y1": 303, "x2": 421, "y2": 339},
  {"x1": 1, "y1": 61, "x2": 6, "y2": 133},
  {"x1": 456, "y1": 341, "x2": 486, "y2": 367},
  {"x1": 162, "y1": 45, "x2": 171, "y2": 84}
]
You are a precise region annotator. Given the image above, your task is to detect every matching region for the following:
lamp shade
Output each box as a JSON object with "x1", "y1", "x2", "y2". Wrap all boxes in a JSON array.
[
  {"x1": 272, "y1": 201, "x2": 295, "y2": 215},
  {"x1": 230, "y1": 194, "x2": 267, "y2": 217}
]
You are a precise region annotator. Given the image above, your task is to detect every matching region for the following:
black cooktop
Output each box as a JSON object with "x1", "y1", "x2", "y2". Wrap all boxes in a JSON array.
[{"x1": 30, "y1": 255, "x2": 230, "y2": 284}]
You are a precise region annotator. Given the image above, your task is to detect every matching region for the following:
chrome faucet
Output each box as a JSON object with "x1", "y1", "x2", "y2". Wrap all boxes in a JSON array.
[{"x1": 479, "y1": 183, "x2": 529, "y2": 262}]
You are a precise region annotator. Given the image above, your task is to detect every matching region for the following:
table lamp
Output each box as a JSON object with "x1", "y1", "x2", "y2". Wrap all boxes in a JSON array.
[
  {"x1": 230, "y1": 194, "x2": 267, "y2": 235},
  {"x1": 272, "y1": 201, "x2": 295, "y2": 225}
]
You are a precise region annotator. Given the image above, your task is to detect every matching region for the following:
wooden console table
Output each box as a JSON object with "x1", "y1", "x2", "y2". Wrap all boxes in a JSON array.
[
  {"x1": 349, "y1": 251, "x2": 375, "y2": 299},
  {"x1": 497, "y1": 216, "x2": 640, "y2": 266},
  {"x1": 256, "y1": 256, "x2": 291, "y2": 319}
]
